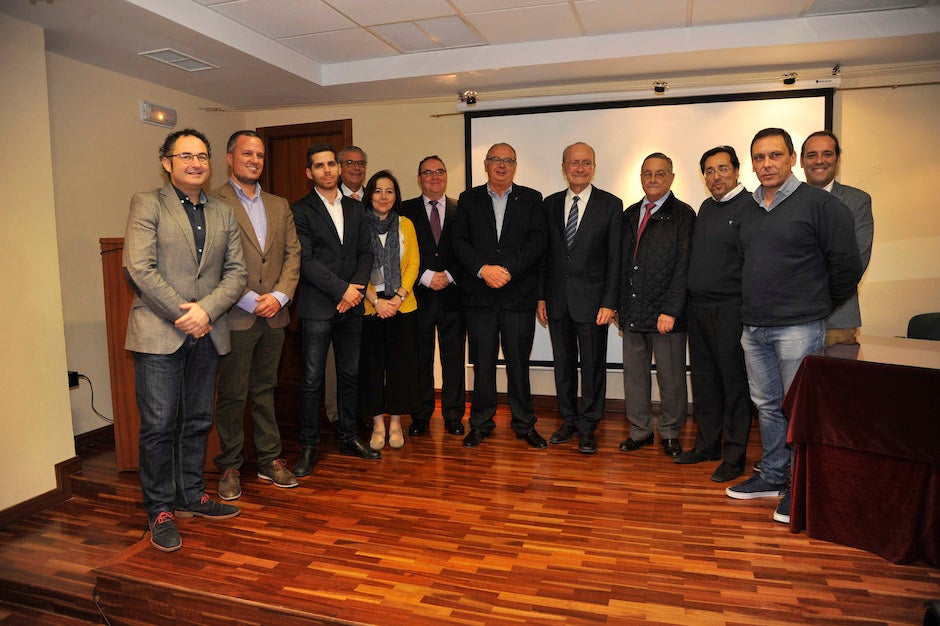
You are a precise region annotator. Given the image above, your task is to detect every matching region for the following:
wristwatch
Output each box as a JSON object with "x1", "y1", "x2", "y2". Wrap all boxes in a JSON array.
[{"x1": 395, "y1": 292, "x2": 406, "y2": 302}]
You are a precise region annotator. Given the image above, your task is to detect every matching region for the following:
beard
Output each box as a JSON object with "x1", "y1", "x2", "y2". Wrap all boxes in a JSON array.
[{"x1": 235, "y1": 173, "x2": 260, "y2": 186}]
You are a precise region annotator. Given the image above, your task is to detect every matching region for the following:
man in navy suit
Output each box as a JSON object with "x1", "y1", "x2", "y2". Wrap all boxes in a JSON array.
[
  {"x1": 537, "y1": 142, "x2": 622, "y2": 454},
  {"x1": 290, "y1": 143, "x2": 379, "y2": 476},
  {"x1": 452, "y1": 143, "x2": 548, "y2": 449},
  {"x1": 398, "y1": 155, "x2": 467, "y2": 437}
]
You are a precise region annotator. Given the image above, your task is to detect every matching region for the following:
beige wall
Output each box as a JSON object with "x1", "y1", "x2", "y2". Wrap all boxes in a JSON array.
[
  {"x1": 0, "y1": 15, "x2": 75, "y2": 510},
  {"x1": 838, "y1": 83, "x2": 940, "y2": 337},
  {"x1": 46, "y1": 53, "x2": 244, "y2": 436}
]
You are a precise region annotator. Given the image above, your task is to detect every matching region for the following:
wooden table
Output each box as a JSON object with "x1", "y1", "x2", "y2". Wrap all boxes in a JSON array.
[{"x1": 784, "y1": 335, "x2": 940, "y2": 566}]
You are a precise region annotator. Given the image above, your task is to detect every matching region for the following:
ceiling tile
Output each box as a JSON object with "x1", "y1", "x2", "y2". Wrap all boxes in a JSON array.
[
  {"x1": 278, "y1": 28, "x2": 398, "y2": 63},
  {"x1": 467, "y1": 4, "x2": 580, "y2": 44},
  {"x1": 574, "y1": 0, "x2": 687, "y2": 35},
  {"x1": 325, "y1": 0, "x2": 454, "y2": 25},
  {"x1": 211, "y1": 0, "x2": 355, "y2": 38},
  {"x1": 690, "y1": 0, "x2": 808, "y2": 25},
  {"x1": 451, "y1": 0, "x2": 569, "y2": 11},
  {"x1": 372, "y1": 22, "x2": 441, "y2": 53},
  {"x1": 418, "y1": 16, "x2": 484, "y2": 48}
]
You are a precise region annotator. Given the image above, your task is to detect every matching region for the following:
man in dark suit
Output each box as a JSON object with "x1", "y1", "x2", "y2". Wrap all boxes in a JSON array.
[
  {"x1": 398, "y1": 155, "x2": 466, "y2": 437},
  {"x1": 123, "y1": 128, "x2": 247, "y2": 552},
  {"x1": 211, "y1": 130, "x2": 301, "y2": 500},
  {"x1": 800, "y1": 130, "x2": 874, "y2": 347},
  {"x1": 290, "y1": 143, "x2": 378, "y2": 476},
  {"x1": 537, "y1": 142, "x2": 622, "y2": 455},
  {"x1": 618, "y1": 152, "x2": 695, "y2": 459},
  {"x1": 452, "y1": 143, "x2": 548, "y2": 449}
]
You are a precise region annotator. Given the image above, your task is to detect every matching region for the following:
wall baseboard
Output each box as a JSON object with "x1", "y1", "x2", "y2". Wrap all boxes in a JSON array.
[
  {"x1": 0, "y1": 456, "x2": 81, "y2": 529},
  {"x1": 74, "y1": 424, "x2": 114, "y2": 454}
]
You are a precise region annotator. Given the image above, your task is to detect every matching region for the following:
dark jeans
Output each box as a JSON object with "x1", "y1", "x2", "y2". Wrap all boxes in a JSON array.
[
  {"x1": 299, "y1": 313, "x2": 362, "y2": 446},
  {"x1": 214, "y1": 319, "x2": 285, "y2": 470},
  {"x1": 134, "y1": 337, "x2": 219, "y2": 518}
]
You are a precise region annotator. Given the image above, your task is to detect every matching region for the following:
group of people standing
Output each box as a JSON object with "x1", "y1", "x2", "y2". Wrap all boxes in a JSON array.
[{"x1": 123, "y1": 125, "x2": 870, "y2": 553}]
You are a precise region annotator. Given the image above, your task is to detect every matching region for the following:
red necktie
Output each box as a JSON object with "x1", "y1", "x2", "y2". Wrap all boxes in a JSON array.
[{"x1": 634, "y1": 202, "x2": 655, "y2": 260}]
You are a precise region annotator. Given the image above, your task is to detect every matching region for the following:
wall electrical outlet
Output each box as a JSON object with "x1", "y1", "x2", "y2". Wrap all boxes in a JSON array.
[{"x1": 68, "y1": 370, "x2": 79, "y2": 389}]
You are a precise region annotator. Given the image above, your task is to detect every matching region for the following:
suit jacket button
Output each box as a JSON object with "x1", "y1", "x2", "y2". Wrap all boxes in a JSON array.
[
  {"x1": 261, "y1": 258, "x2": 266, "y2": 263},
  {"x1": 434, "y1": 252, "x2": 439, "y2": 257},
  {"x1": 190, "y1": 298, "x2": 197, "y2": 302}
]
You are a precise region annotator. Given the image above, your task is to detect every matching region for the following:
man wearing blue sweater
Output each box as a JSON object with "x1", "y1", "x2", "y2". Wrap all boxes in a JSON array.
[{"x1": 725, "y1": 128, "x2": 862, "y2": 524}]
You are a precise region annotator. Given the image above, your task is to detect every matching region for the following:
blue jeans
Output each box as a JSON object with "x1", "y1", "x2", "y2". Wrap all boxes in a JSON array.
[
  {"x1": 134, "y1": 337, "x2": 219, "y2": 518},
  {"x1": 300, "y1": 314, "x2": 362, "y2": 446},
  {"x1": 740, "y1": 320, "x2": 824, "y2": 485}
]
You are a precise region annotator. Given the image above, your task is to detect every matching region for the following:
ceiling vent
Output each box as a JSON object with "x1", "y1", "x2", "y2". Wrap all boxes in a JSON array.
[{"x1": 138, "y1": 48, "x2": 218, "y2": 72}]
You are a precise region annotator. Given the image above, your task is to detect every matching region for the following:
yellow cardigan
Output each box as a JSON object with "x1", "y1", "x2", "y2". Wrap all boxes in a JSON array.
[{"x1": 363, "y1": 215, "x2": 419, "y2": 316}]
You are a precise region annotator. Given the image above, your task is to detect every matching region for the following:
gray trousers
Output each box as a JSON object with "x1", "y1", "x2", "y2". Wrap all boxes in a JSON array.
[{"x1": 622, "y1": 330, "x2": 688, "y2": 439}]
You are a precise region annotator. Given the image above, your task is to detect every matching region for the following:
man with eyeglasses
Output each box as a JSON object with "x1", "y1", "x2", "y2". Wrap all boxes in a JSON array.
[
  {"x1": 726, "y1": 128, "x2": 861, "y2": 525},
  {"x1": 537, "y1": 142, "x2": 622, "y2": 455},
  {"x1": 123, "y1": 128, "x2": 247, "y2": 552},
  {"x1": 452, "y1": 143, "x2": 548, "y2": 449},
  {"x1": 800, "y1": 131, "x2": 873, "y2": 347},
  {"x1": 618, "y1": 152, "x2": 695, "y2": 459},
  {"x1": 210, "y1": 130, "x2": 301, "y2": 501},
  {"x1": 675, "y1": 146, "x2": 754, "y2": 483},
  {"x1": 399, "y1": 156, "x2": 467, "y2": 437}
]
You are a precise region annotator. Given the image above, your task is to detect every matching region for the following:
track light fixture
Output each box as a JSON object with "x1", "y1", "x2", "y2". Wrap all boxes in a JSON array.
[
  {"x1": 781, "y1": 72, "x2": 798, "y2": 86},
  {"x1": 652, "y1": 81, "x2": 669, "y2": 95},
  {"x1": 459, "y1": 90, "x2": 478, "y2": 105}
]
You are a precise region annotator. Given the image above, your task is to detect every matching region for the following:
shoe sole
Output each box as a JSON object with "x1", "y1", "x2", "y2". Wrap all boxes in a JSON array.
[
  {"x1": 151, "y1": 537, "x2": 182, "y2": 552},
  {"x1": 174, "y1": 509, "x2": 241, "y2": 520},
  {"x1": 724, "y1": 487, "x2": 782, "y2": 500},
  {"x1": 620, "y1": 439, "x2": 654, "y2": 452},
  {"x1": 578, "y1": 446, "x2": 598, "y2": 455},
  {"x1": 218, "y1": 491, "x2": 242, "y2": 500},
  {"x1": 773, "y1": 511, "x2": 791, "y2": 524},
  {"x1": 257, "y1": 473, "x2": 299, "y2": 488}
]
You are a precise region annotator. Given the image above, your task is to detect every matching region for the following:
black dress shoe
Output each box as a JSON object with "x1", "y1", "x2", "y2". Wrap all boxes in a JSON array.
[
  {"x1": 674, "y1": 448, "x2": 721, "y2": 464},
  {"x1": 619, "y1": 434, "x2": 654, "y2": 452},
  {"x1": 577, "y1": 432, "x2": 598, "y2": 455},
  {"x1": 662, "y1": 438, "x2": 682, "y2": 457},
  {"x1": 339, "y1": 437, "x2": 381, "y2": 459},
  {"x1": 293, "y1": 446, "x2": 318, "y2": 477},
  {"x1": 518, "y1": 429, "x2": 547, "y2": 449},
  {"x1": 408, "y1": 421, "x2": 428, "y2": 436},
  {"x1": 445, "y1": 419, "x2": 465, "y2": 435},
  {"x1": 549, "y1": 422, "x2": 576, "y2": 444},
  {"x1": 463, "y1": 429, "x2": 489, "y2": 448},
  {"x1": 710, "y1": 461, "x2": 744, "y2": 483}
]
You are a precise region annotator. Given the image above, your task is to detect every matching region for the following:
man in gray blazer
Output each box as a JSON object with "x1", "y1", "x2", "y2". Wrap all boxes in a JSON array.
[
  {"x1": 801, "y1": 130, "x2": 874, "y2": 346},
  {"x1": 124, "y1": 128, "x2": 247, "y2": 552},
  {"x1": 211, "y1": 130, "x2": 301, "y2": 501}
]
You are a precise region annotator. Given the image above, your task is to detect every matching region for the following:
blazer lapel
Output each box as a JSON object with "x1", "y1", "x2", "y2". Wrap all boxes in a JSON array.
[
  {"x1": 225, "y1": 185, "x2": 263, "y2": 256},
  {"x1": 261, "y1": 191, "x2": 277, "y2": 254},
  {"x1": 313, "y1": 195, "x2": 342, "y2": 245},
  {"x1": 200, "y1": 196, "x2": 220, "y2": 271},
  {"x1": 498, "y1": 188, "x2": 518, "y2": 244},
  {"x1": 161, "y1": 185, "x2": 198, "y2": 265}
]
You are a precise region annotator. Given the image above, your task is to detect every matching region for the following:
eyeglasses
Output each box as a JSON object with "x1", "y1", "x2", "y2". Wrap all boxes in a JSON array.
[
  {"x1": 641, "y1": 170, "x2": 671, "y2": 180},
  {"x1": 342, "y1": 159, "x2": 367, "y2": 168},
  {"x1": 566, "y1": 160, "x2": 594, "y2": 168},
  {"x1": 704, "y1": 165, "x2": 734, "y2": 177},
  {"x1": 168, "y1": 153, "x2": 209, "y2": 164},
  {"x1": 485, "y1": 157, "x2": 516, "y2": 166},
  {"x1": 419, "y1": 168, "x2": 447, "y2": 177}
]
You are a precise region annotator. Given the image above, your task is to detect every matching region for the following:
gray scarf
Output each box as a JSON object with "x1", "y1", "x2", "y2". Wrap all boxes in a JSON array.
[{"x1": 366, "y1": 211, "x2": 402, "y2": 294}]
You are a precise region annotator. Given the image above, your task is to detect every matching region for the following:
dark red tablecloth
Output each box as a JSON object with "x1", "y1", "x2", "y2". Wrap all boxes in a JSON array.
[{"x1": 785, "y1": 354, "x2": 939, "y2": 566}]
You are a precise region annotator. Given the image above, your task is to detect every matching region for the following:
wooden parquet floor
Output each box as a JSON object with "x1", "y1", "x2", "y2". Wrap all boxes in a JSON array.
[{"x1": 1, "y1": 409, "x2": 938, "y2": 625}]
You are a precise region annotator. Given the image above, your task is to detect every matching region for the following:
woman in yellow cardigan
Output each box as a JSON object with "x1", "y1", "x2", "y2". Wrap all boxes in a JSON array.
[{"x1": 358, "y1": 170, "x2": 420, "y2": 450}]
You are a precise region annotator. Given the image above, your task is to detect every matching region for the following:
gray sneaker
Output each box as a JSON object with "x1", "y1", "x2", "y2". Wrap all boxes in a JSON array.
[
  {"x1": 217, "y1": 467, "x2": 241, "y2": 501},
  {"x1": 175, "y1": 494, "x2": 241, "y2": 519},
  {"x1": 149, "y1": 511, "x2": 181, "y2": 552},
  {"x1": 258, "y1": 459, "x2": 299, "y2": 489},
  {"x1": 725, "y1": 474, "x2": 785, "y2": 500}
]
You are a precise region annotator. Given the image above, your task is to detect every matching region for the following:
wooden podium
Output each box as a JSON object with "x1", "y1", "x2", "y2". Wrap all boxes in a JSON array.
[{"x1": 100, "y1": 238, "x2": 222, "y2": 472}]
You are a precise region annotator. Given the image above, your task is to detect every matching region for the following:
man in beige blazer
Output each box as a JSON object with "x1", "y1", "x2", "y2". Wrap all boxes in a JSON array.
[
  {"x1": 124, "y1": 128, "x2": 247, "y2": 552},
  {"x1": 211, "y1": 130, "x2": 301, "y2": 500}
]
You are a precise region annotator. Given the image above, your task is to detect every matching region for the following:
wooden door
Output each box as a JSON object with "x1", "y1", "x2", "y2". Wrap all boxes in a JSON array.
[{"x1": 256, "y1": 120, "x2": 354, "y2": 437}]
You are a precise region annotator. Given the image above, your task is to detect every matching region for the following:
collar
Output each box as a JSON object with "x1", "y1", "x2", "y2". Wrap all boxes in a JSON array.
[
  {"x1": 717, "y1": 183, "x2": 746, "y2": 203},
  {"x1": 230, "y1": 178, "x2": 262, "y2": 202},
  {"x1": 753, "y1": 173, "x2": 801, "y2": 207},
  {"x1": 642, "y1": 190, "x2": 671, "y2": 210},
  {"x1": 171, "y1": 184, "x2": 207, "y2": 206},
  {"x1": 567, "y1": 184, "x2": 593, "y2": 204},
  {"x1": 487, "y1": 183, "x2": 513, "y2": 199}
]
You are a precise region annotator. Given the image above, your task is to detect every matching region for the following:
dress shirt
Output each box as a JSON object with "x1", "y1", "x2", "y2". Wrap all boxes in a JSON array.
[
  {"x1": 341, "y1": 183, "x2": 362, "y2": 201},
  {"x1": 718, "y1": 183, "x2": 746, "y2": 203},
  {"x1": 171, "y1": 185, "x2": 207, "y2": 263},
  {"x1": 316, "y1": 188, "x2": 345, "y2": 243},
  {"x1": 753, "y1": 173, "x2": 801, "y2": 212},
  {"x1": 230, "y1": 179, "x2": 289, "y2": 314},
  {"x1": 638, "y1": 190, "x2": 671, "y2": 228},
  {"x1": 487, "y1": 184, "x2": 512, "y2": 237}
]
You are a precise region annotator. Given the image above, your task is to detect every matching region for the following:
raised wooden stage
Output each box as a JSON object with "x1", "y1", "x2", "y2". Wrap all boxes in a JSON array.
[{"x1": 1, "y1": 409, "x2": 937, "y2": 625}]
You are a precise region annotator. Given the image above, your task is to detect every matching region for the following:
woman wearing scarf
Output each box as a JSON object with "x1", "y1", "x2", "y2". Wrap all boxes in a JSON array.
[{"x1": 359, "y1": 170, "x2": 420, "y2": 450}]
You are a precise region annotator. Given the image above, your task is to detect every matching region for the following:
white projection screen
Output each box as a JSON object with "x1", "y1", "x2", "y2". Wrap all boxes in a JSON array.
[{"x1": 464, "y1": 89, "x2": 833, "y2": 366}]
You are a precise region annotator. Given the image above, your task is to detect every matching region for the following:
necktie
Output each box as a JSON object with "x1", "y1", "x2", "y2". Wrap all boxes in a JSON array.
[
  {"x1": 351, "y1": 192, "x2": 359, "y2": 201},
  {"x1": 429, "y1": 200, "x2": 442, "y2": 244},
  {"x1": 565, "y1": 196, "x2": 580, "y2": 249},
  {"x1": 634, "y1": 202, "x2": 655, "y2": 260}
]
